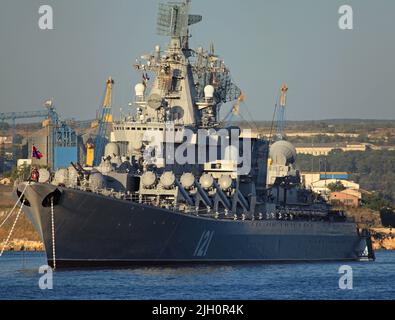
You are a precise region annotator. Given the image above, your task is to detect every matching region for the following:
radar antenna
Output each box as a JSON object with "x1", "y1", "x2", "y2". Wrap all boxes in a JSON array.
[{"x1": 157, "y1": 1, "x2": 202, "y2": 38}]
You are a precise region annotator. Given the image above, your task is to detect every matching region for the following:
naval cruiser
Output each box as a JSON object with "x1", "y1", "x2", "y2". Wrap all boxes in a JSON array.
[{"x1": 14, "y1": 0, "x2": 374, "y2": 268}]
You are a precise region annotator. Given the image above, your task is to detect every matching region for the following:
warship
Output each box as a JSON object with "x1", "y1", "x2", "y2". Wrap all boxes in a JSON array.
[{"x1": 14, "y1": 0, "x2": 374, "y2": 268}]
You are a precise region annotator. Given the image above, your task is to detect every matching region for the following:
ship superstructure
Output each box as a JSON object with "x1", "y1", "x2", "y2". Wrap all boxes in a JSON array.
[{"x1": 13, "y1": 0, "x2": 375, "y2": 267}]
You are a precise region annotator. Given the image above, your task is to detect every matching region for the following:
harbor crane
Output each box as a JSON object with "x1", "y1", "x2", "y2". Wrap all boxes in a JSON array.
[
  {"x1": 272, "y1": 83, "x2": 288, "y2": 142},
  {"x1": 92, "y1": 77, "x2": 114, "y2": 166},
  {"x1": 0, "y1": 102, "x2": 58, "y2": 164}
]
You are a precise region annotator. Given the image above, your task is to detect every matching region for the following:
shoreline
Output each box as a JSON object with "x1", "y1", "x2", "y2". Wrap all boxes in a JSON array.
[
  {"x1": 371, "y1": 228, "x2": 395, "y2": 251},
  {"x1": 1, "y1": 239, "x2": 44, "y2": 252},
  {"x1": 2, "y1": 236, "x2": 394, "y2": 253}
]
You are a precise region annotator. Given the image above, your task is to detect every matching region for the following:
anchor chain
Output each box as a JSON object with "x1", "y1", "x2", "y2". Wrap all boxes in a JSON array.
[
  {"x1": 51, "y1": 197, "x2": 56, "y2": 270},
  {"x1": 0, "y1": 199, "x2": 25, "y2": 257}
]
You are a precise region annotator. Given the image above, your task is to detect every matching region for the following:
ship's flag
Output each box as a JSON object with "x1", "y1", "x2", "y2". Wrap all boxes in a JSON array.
[
  {"x1": 32, "y1": 145, "x2": 43, "y2": 160},
  {"x1": 142, "y1": 73, "x2": 150, "y2": 87}
]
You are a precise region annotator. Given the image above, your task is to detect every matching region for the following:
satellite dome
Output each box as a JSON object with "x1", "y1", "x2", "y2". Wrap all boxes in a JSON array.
[
  {"x1": 269, "y1": 140, "x2": 297, "y2": 166},
  {"x1": 134, "y1": 83, "x2": 146, "y2": 97},
  {"x1": 204, "y1": 85, "x2": 215, "y2": 99},
  {"x1": 104, "y1": 143, "x2": 120, "y2": 158}
]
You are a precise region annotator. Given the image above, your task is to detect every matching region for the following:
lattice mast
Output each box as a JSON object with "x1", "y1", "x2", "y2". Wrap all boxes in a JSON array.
[{"x1": 133, "y1": 0, "x2": 241, "y2": 128}]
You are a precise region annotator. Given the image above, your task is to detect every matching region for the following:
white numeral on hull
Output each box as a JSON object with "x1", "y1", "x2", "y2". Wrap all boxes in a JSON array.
[{"x1": 194, "y1": 230, "x2": 214, "y2": 257}]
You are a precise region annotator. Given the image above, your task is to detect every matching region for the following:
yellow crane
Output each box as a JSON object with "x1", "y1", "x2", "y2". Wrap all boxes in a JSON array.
[{"x1": 86, "y1": 77, "x2": 114, "y2": 167}]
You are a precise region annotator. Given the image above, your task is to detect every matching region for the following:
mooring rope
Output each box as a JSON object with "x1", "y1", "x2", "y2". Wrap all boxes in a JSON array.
[
  {"x1": 0, "y1": 199, "x2": 25, "y2": 257},
  {"x1": 0, "y1": 182, "x2": 29, "y2": 229},
  {"x1": 50, "y1": 197, "x2": 56, "y2": 270}
]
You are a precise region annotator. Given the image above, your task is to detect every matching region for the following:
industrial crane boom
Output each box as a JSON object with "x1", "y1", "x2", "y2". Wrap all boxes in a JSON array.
[
  {"x1": 275, "y1": 83, "x2": 288, "y2": 141},
  {"x1": 92, "y1": 77, "x2": 114, "y2": 166}
]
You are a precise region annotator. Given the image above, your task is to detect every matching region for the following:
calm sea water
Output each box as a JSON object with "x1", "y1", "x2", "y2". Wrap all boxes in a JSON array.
[{"x1": 0, "y1": 251, "x2": 394, "y2": 300}]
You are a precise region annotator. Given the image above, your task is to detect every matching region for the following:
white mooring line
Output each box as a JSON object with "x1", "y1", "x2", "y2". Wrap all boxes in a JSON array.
[
  {"x1": 0, "y1": 199, "x2": 25, "y2": 257},
  {"x1": 0, "y1": 182, "x2": 29, "y2": 229}
]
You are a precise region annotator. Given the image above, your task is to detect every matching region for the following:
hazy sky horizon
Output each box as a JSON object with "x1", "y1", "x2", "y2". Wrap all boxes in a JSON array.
[{"x1": 1, "y1": 0, "x2": 394, "y2": 122}]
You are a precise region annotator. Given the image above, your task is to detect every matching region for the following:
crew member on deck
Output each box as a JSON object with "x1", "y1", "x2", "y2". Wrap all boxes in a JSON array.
[{"x1": 31, "y1": 166, "x2": 39, "y2": 182}]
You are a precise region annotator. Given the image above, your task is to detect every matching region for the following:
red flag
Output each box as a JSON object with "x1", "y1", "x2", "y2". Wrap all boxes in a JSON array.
[{"x1": 32, "y1": 145, "x2": 43, "y2": 160}]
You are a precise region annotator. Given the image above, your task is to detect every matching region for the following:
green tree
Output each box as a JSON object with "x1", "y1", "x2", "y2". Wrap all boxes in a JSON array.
[
  {"x1": 5, "y1": 164, "x2": 31, "y2": 182},
  {"x1": 363, "y1": 193, "x2": 391, "y2": 211},
  {"x1": 327, "y1": 181, "x2": 346, "y2": 192}
]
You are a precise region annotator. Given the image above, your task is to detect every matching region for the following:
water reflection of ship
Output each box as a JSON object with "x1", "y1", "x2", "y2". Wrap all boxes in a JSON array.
[{"x1": 131, "y1": 265, "x2": 235, "y2": 277}]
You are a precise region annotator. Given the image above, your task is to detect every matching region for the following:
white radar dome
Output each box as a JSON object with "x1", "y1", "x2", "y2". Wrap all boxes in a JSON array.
[
  {"x1": 204, "y1": 85, "x2": 215, "y2": 99},
  {"x1": 134, "y1": 83, "x2": 146, "y2": 97},
  {"x1": 104, "y1": 143, "x2": 120, "y2": 158},
  {"x1": 269, "y1": 140, "x2": 297, "y2": 166}
]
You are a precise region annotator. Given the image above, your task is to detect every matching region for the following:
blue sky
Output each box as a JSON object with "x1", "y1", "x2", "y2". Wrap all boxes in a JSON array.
[{"x1": 0, "y1": 0, "x2": 394, "y2": 121}]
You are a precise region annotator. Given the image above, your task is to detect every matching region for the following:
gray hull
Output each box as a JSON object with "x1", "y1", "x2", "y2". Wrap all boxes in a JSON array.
[{"x1": 17, "y1": 183, "x2": 372, "y2": 268}]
